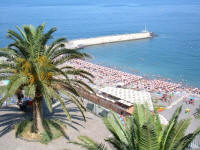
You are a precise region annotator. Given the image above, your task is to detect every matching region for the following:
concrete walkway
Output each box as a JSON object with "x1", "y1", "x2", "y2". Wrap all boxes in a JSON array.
[
  {"x1": 0, "y1": 101, "x2": 111, "y2": 150},
  {"x1": 160, "y1": 95, "x2": 200, "y2": 134},
  {"x1": 166, "y1": 94, "x2": 188, "y2": 110}
]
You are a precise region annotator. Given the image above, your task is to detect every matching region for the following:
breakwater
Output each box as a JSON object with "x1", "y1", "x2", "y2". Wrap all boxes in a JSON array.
[{"x1": 65, "y1": 32, "x2": 153, "y2": 49}]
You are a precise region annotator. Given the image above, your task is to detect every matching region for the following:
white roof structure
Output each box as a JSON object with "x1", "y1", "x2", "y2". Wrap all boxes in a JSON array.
[{"x1": 99, "y1": 87, "x2": 154, "y2": 110}]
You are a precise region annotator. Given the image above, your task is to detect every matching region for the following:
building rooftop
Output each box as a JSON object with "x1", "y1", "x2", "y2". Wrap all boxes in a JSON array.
[{"x1": 99, "y1": 87, "x2": 153, "y2": 110}]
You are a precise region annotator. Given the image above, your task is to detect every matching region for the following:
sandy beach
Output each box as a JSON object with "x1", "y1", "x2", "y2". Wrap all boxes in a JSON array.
[{"x1": 65, "y1": 59, "x2": 200, "y2": 97}]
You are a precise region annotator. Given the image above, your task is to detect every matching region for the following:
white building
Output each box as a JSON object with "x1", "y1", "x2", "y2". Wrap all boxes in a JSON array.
[{"x1": 98, "y1": 87, "x2": 153, "y2": 111}]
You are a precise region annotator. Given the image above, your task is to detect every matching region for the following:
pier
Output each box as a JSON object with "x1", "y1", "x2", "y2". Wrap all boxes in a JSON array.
[{"x1": 65, "y1": 32, "x2": 153, "y2": 49}]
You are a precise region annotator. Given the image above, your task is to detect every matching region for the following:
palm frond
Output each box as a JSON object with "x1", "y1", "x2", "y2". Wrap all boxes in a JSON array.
[
  {"x1": 167, "y1": 118, "x2": 191, "y2": 150},
  {"x1": 60, "y1": 90, "x2": 86, "y2": 121},
  {"x1": 41, "y1": 84, "x2": 53, "y2": 112},
  {"x1": 53, "y1": 91, "x2": 72, "y2": 122},
  {"x1": 103, "y1": 112, "x2": 128, "y2": 145},
  {"x1": 70, "y1": 79, "x2": 95, "y2": 93},
  {"x1": 23, "y1": 84, "x2": 36, "y2": 98},
  {"x1": 139, "y1": 122, "x2": 159, "y2": 150},
  {"x1": 105, "y1": 137, "x2": 128, "y2": 150},
  {"x1": 172, "y1": 128, "x2": 200, "y2": 150},
  {"x1": 0, "y1": 74, "x2": 27, "y2": 107},
  {"x1": 46, "y1": 37, "x2": 66, "y2": 56},
  {"x1": 41, "y1": 26, "x2": 57, "y2": 46},
  {"x1": 71, "y1": 136, "x2": 107, "y2": 150},
  {"x1": 160, "y1": 106, "x2": 182, "y2": 150}
]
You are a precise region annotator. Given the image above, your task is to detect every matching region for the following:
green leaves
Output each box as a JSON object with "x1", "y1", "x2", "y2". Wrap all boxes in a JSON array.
[
  {"x1": 0, "y1": 74, "x2": 28, "y2": 107},
  {"x1": 60, "y1": 90, "x2": 86, "y2": 121},
  {"x1": 70, "y1": 136, "x2": 107, "y2": 150},
  {"x1": 104, "y1": 105, "x2": 199, "y2": 150},
  {"x1": 24, "y1": 84, "x2": 36, "y2": 99},
  {"x1": 1, "y1": 23, "x2": 95, "y2": 132},
  {"x1": 160, "y1": 106, "x2": 182, "y2": 150},
  {"x1": 139, "y1": 122, "x2": 159, "y2": 150},
  {"x1": 15, "y1": 119, "x2": 32, "y2": 137},
  {"x1": 69, "y1": 104, "x2": 199, "y2": 150},
  {"x1": 166, "y1": 118, "x2": 191, "y2": 150},
  {"x1": 172, "y1": 128, "x2": 200, "y2": 150},
  {"x1": 54, "y1": 91, "x2": 72, "y2": 122},
  {"x1": 104, "y1": 112, "x2": 128, "y2": 145}
]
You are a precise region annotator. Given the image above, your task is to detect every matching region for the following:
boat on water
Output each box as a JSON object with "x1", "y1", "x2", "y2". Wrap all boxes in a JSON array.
[
  {"x1": 142, "y1": 25, "x2": 156, "y2": 37},
  {"x1": 142, "y1": 25, "x2": 149, "y2": 33}
]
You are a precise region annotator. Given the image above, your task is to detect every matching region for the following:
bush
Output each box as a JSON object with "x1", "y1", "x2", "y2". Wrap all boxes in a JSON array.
[{"x1": 15, "y1": 119, "x2": 66, "y2": 144}]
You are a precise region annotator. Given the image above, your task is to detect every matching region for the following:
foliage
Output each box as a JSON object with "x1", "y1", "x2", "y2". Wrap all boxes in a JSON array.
[
  {"x1": 104, "y1": 105, "x2": 200, "y2": 150},
  {"x1": 70, "y1": 136, "x2": 107, "y2": 150},
  {"x1": 103, "y1": 105, "x2": 159, "y2": 150},
  {"x1": 196, "y1": 114, "x2": 200, "y2": 119},
  {"x1": 15, "y1": 119, "x2": 66, "y2": 144},
  {"x1": 15, "y1": 118, "x2": 32, "y2": 138},
  {"x1": 40, "y1": 119, "x2": 66, "y2": 144},
  {"x1": 0, "y1": 23, "x2": 94, "y2": 133},
  {"x1": 72, "y1": 105, "x2": 200, "y2": 150}
]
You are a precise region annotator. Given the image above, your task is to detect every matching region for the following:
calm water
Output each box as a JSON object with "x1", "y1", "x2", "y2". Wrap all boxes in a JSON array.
[{"x1": 0, "y1": 0, "x2": 200, "y2": 87}]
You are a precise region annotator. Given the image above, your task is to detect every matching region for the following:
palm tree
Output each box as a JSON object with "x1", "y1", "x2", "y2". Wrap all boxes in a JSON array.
[
  {"x1": 73, "y1": 105, "x2": 200, "y2": 150},
  {"x1": 104, "y1": 105, "x2": 200, "y2": 150},
  {"x1": 0, "y1": 23, "x2": 94, "y2": 134}
]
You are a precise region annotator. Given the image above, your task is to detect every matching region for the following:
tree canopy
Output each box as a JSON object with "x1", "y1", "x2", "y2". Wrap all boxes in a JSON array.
[{"x1": 0, "y1": 23, "x2": 94, "y2": 133}]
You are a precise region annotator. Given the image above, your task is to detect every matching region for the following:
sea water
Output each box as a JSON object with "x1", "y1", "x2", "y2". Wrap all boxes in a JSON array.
[{"x1": 0, "y1": 0, "x2": 200, "y2": 87}]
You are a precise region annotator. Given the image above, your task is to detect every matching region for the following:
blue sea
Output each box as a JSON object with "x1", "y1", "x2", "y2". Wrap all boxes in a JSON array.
[{"x1": 0, "y1": 0, "x2": 200, "y2": 87}]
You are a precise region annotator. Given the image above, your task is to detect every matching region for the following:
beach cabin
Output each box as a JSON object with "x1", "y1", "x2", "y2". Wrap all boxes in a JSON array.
[{"x1": 98, "y1": 87, "x2": 153, "y2": 114}]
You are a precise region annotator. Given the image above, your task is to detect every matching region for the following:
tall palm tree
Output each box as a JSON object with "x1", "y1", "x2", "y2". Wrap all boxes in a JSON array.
[
  {"x1": 0, "y1": 23, "x2": 94, "y2": 134},
  {"x1": 73, "y1": 105, "x2": 200, "y2": 150}
]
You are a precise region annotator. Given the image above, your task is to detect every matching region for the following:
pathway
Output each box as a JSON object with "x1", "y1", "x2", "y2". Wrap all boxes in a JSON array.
[
  {"x1": 0, "y1": 101, "x2": 111, "y2": 150},
  {"x1": 166, "y1": 93, "x2": 188, "y2": 110}
]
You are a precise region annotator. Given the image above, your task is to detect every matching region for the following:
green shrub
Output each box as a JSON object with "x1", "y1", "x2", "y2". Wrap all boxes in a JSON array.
[{"x1": 15, "y1": 119, "x2": 66, "y2": 144}]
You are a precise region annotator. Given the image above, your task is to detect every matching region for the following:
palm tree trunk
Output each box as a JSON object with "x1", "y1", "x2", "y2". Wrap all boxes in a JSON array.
[
  {"x1": 32, "y1": 101, "x2": 37, "y2": 132},
  {"x1": 32, "y1": 85, "x2": 45, "y2": 134},
  {"x1": 33, "y1": 98, "x2": 44, "y2": 134}
]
